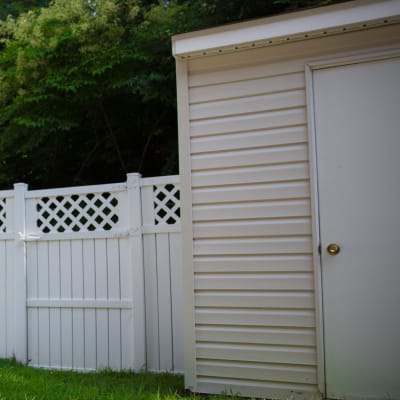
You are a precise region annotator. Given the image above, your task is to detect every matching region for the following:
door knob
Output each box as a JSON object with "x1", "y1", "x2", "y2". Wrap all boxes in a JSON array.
[{"x1": 327, "y1": 243, "x2": 340, "y2": 255}]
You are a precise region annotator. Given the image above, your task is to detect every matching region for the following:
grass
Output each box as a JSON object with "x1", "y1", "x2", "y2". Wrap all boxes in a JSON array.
[{"x1": 0, "y1": 358, "x2": 236, "y2": 400}]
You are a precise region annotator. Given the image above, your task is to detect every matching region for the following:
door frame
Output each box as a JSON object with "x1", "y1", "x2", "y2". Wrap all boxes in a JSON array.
[{"x1": 304, "y1": 47, "x2": 400, "y2": 397}]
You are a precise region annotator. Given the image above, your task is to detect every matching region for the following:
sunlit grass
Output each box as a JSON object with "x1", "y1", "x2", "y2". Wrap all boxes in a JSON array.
[{"x1": 0, "y1": 358, "x2": 236, "y2": 400}]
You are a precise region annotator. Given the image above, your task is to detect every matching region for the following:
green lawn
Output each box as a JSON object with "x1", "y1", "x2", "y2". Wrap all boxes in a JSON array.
[{"x1": 0, "y1": 358, "x2": 234, "y2": 400}]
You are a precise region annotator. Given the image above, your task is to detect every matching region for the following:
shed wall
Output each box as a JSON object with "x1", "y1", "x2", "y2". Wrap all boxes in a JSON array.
[
  {"x1": 186, "y1": 52, "x2": 316, "y2": 398},
  {"x1": 177, "y1": 15, "x2": 400, "y2": 400}
]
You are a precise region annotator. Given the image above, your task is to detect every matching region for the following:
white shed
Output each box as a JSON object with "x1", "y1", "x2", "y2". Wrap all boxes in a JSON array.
[{"x1": 172, "y1": 1, "x2": 400, "y2": 399}]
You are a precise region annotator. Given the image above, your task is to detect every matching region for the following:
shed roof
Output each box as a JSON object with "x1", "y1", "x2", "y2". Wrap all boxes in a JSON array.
[{"x1": 172, "y1": 0, "x2": 400, "y2": 59}]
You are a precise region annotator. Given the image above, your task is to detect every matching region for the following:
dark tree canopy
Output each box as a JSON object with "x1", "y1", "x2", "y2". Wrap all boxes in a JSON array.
[
  {"x1": 0, "y1": 0, "x2": 345, "y2": 189},
  {"x1": 0, "y1": 0, "x2": 49, "y2": 20}
]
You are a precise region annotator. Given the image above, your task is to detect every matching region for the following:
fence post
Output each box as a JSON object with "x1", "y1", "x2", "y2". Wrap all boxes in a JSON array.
[
  {"x1": 14, "y1": 183, "x2": 28, "y2": 363},
  {"x1": 127, "y1": 173, "x2": 146, "y2": 370}
]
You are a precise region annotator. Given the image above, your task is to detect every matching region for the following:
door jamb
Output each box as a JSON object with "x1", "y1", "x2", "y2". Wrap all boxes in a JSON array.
[{"x1": 304, "y1": 47, "x2": 400, "y2": 398}]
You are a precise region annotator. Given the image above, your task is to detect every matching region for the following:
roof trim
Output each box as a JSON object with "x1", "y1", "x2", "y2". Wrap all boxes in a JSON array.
[{"x1": 172, "y1": 0, "x2": 400, "y2": 59}]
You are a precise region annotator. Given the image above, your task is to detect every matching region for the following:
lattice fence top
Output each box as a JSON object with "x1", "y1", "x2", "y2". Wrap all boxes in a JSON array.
[
  {"x1": 153, "y1": 184, "x2": 180, "y2": 225},
  {"x1": 36, "y1": 192, "x2": 119, "y2": 233},
  {"x1": 0, "y1": 198, "x2": 6, "y2": 233}
]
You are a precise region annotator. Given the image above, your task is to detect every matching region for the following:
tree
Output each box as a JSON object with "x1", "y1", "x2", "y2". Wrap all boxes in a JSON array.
[
  {"x1": 0, "y1": 0, "x2": 49, "y2": 20},
  {"x1": 0, "y1": 0, "x2": 345, "y2": 189},
  {"x1": 0, "y1": 0, "x2": 187, "y2": 187}
]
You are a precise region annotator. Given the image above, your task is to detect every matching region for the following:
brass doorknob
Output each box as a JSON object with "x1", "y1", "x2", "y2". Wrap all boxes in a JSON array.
[{"x1": 327, "y1": 243, "x2": 340, "y2": 255}]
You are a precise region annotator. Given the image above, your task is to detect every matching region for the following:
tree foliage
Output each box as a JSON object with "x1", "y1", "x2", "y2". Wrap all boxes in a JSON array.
[
  {"x1": 0, "y1": 0, "x2": 49, "y2": 20},
  {"x1": 0, "y1": 0, "x2": 344, "y2": 189}
]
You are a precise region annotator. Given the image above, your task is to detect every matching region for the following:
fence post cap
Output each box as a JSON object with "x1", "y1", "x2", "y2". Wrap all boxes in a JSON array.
[
  {"x1": 13, "y1": 182, "x2": 28, "y2": 189},
  {"x1": 126, "y1": 173, "x2": 141, "y2": 189}
]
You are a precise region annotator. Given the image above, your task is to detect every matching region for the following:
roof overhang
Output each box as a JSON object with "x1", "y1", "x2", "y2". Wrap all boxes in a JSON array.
[{"x1": 172, "y1": 0, "x2": 400, "y2": 59}]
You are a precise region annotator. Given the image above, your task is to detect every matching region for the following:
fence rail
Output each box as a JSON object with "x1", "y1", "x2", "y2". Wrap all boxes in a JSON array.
[{"x1": 0, "y1": 174, "x2": 182, "y2": 372}]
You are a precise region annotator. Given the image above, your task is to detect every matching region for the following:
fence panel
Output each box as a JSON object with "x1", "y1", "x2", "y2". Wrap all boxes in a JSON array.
[
  {"x1": 0, "y1": 191, "x2": 16, "y2": 359},
  {"x1": 141, "y1": 176, "x2": 183, "y2": 372},
  {"x1": 0, "y1": 174, "x2": 182, "y2": 372},
  {"x1": 24, "y1": 183, "x2": 136, "y2": 371}
]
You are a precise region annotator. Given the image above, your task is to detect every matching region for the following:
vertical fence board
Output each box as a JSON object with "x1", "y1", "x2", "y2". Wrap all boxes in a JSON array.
[
  {"x1": 169, "y1": 233, "x2": 183, "y2": 371},
  {"x1": 0, "y1": 241, "x2": 6, "y2": 356},
  {"x1": 144, "y1": 234, "x2": 159, "y2": 370},
  {"x1": 49, "y1": 241, "x2": 61, "y2": 368},
  {"x1": 95, "y1": 239, "x2": 109, "y2": 369},
  {"x1": 107, "y1": 239, "x2": 121, "y2": 370},
  {"x1": 156, "y1": 233, "x2": 173, "y2": 371},
  {"x1": 14, "y1": 183, "x2": 28, "y2": 363},
  {"x1": 127, "y1": 173, "x2": 146, "y2": 371},
  {"x1": 6, "y1": 240, "x2": 15, "y2": 357},
  {"x1": 83, "y1": 240, "x2": 97, "y2": 370},
  {"x1": 37, "y1": 242, "x2": 50, "y2": 367},
  {"x1": 72, "y1": 241, "x2": 85, "y2": 369},
  {"x1": 60, "y1": 241, "x2": 73, "y2": 369},
  {"x1": 119, "y1": 237, "x2": 134, "y2": 369},
  {"x1": 27, "y1": 243, "x2": 38, "y2": 366}
]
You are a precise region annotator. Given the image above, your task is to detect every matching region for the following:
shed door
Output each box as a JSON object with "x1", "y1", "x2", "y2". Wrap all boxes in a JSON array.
[{"x1": 313, "y1": 57, "x2": 400, "y2": 399}]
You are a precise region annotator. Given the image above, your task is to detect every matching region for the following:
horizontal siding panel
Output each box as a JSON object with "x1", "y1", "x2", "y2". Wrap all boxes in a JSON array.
[
  {"x1": 187, "y1": 53, "x2": 315, "y2": 398},
  {"x1": 195, "y1": 309, "x2": 315, "y2": 327},
  {"x1": 189, "y1": 72, "x2": 304, "y2": 103},
  {"x1": 192, "y1": 163, "x2": 309, "y2": 187},
  {"x1": 195, "y1": 326, "x2": 315, "y2": 346},
  {"x1": 193, "y1": 255, "x2": 313, "y2": 273},
  {"x1": 191, "y1": 126, "x2": 307, "y2": 154},
  {"x1": 196, "y1": 378, "x2": 317, "y2": 399},
  {"x1": 193, "y1": 199, "x2": 311, "y2": 221},
  {"x1": 188, "y1": 60, "x2": 305, "y2": 87},
  {"x1": 194, "y1": 237, "x2": 312, "y2": 256},
  {"x1": 190, "y1": 108, "x2": 306, "y2": 137},
  {"x1": 190, "y1": 90, "x2": 305, "y2": 120},
  {"x1": 193, "y1": 218, "x2": 311, "y2": 238},
  {"x1": 196, "y1": 360, "x2": 317, "y2": 384},
  {"x1": 195, "y1": 273, "x2": 313, "y2": 291},
  {"x1": 191, "y1": 144, "x2": 308, "y2": 171},
  {"x1": 196, "y1": 343, "x2": 316, "y2": 365},
  {"x1": 195, "y1": 291, "x2": 315, "y2": 309},
  {"x1": 192, "y1": 181, "x2": 310, "y2": 204}
]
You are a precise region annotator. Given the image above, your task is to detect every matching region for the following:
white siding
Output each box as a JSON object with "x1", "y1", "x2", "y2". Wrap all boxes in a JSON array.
[
  {"x1": 175, "y1": 5, "x2": 400, "y2": 398},
  {"x1": 187, "y1": 56, "x2": 317, "y2": 398}
]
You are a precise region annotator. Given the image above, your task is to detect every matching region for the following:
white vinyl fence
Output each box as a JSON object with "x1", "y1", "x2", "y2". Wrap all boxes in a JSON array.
[{"x1": 0, "y1": 173, "x2": 182, "y2": 372}]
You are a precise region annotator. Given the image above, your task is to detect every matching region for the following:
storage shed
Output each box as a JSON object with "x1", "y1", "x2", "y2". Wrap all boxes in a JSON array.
[{"x1": 172, "y1": 1, "x2": 400, "y2": 399}]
